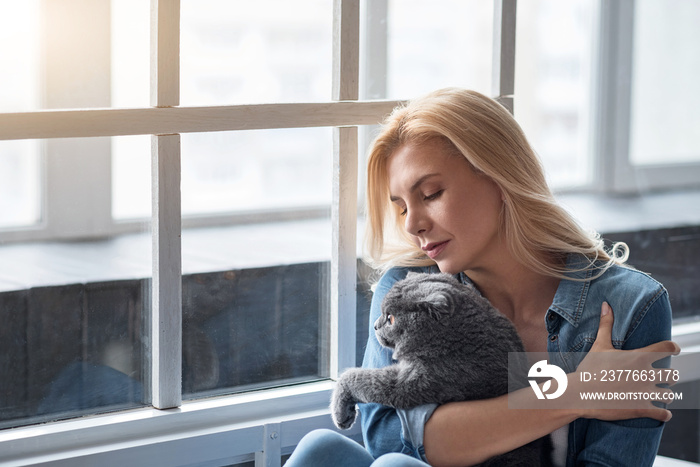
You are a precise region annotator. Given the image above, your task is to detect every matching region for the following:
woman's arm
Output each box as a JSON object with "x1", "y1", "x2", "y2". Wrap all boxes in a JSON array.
[
  {"x1": 423, "y1": 301, "x2": 677, "y2": 467},
  {"x1": 424, "y1": 391, "x2": 576, "y2": 466},
  {"x1": 570, "y1": 293, "x2": 678, "y2": 466}
]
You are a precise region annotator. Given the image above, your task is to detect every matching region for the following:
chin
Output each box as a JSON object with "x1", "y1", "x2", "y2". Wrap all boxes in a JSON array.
[
  {"x1": 435, "y1": 257, "x2": 472, "y2": 275},
  {"x1": 435, "y1": 263, "x2": 461, "y2": 275}
]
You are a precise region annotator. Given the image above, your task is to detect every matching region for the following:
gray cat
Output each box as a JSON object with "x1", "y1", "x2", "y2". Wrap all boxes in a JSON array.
[{"x1": 331, "y1": 272, "x2": 551, "y2": 466}]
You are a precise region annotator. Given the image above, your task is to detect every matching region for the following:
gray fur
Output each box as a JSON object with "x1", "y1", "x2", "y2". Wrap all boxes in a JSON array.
[{"x1": 331, "y1": 272, "x2": 550, "y2": 466}]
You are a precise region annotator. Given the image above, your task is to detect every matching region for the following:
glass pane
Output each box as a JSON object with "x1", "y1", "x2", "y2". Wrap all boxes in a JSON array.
[
  {"x1": 114, "y1": 128, "x2": 334, "y2": 221},
  {"x1": 514, "y1": 0, "x2": 595, "y2": 189},
  {"x1": 0, "y1": 0, "x2": 42, "y2": 230},
  {"x1": 180, "y1": 0, "x2": 332, "y2": 106},
  {"x1": 0, "y1": 0, "x2": 148, "y2": 112},
  {"x1": 181, "y1": 128, "x2": 332, "y2": 216},
  {"x1": 384, "y1": 0, "x2": 493, "y2": 100},
  {"x1": 0, "y1": 1, "x2": 39, "y2": 112},
  {"x1": 42, "y1": 1, "x2": 112, "y2": 110},
  {"x1": 0, "y1": 140, "x2": 41, "y2": 228},
  {"x1": 630, "y1": 0, "x2": 700, "y2": 165},
  {"x1": 111, "y1": 0, "x2": 150, "y2": 109},
  {"x1": 181, "y1": 250, "x2": 330, "y2": 398},
  {"x1": 112, "y1": 135, "x2": 151, "y2": 220},
  {"x1": 0, "y1": 138, "x2": 151, "y2": 429},
  {"x1": 180, "y1": 128, "x2": 333, "y2": 399}
]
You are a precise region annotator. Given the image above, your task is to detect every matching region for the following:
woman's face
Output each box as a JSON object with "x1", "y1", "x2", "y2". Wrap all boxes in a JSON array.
[{"x1": 386, "y1": 139, "x2": 505, "y2": 275}]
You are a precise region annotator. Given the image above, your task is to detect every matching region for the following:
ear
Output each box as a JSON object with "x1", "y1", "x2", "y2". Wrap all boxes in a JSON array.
[{"x1": 421, "y1": 290, "x2": 454, "y2": 321}]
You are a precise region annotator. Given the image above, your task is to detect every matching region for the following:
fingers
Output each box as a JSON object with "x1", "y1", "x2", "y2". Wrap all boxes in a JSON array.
[
  {"x1": 592, "y1": 302, "x2": 615, "y2": 350},
  {"x1": 586, "y1": 405, "x2": 672, "y2": 423},
  {"x1": 643, "y1": 408, "x2": 673, "y2": 423},
  {"x1": 637, "y1": 339, "x2": 681, "y2": 356}
]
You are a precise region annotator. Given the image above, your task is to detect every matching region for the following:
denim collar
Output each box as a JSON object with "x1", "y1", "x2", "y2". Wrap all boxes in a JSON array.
[{"x1": 548, "y1": 254, "x2": 596, "y2": 328}]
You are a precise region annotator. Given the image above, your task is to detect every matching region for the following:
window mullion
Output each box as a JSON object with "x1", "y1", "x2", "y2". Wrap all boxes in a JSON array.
[
  {"x1": 150, "y1": 0, "x2": 182, "y2": 410},
  {"x1": 330, "y1": 0, "x2": 359, "y2": 379},
  {"x1": 592, "y1": 0, "x2": 636, "y2": 194},
  {"x1": 492, "y1": 0, "x2": 517, "y2": 114},
  {"x1": 332, "y1": 0, "x2": 360, "y2": 102}
]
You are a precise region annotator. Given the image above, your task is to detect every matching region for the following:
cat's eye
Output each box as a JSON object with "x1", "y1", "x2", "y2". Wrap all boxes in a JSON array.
[{"x1": 387, "y1": 314, "x2": 395, "y2": 325}]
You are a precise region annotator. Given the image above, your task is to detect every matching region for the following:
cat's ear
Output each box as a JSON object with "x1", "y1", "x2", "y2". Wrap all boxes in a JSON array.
[{"x1": 422, "y1": 290, "x2": 453, "y2": 321}]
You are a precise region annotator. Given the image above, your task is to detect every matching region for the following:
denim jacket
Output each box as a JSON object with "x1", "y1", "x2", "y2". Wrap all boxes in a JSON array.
[{"x1": 358, "y1": 255, "x2": 672, "y2": 466}]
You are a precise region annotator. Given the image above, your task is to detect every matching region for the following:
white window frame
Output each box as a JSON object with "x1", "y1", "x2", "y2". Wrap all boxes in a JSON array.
[
  {"x1": 0, "y1": 0, "x2": 390, "y2": 464},
  {"x1": 1, "y1": 0, "x2": 699, "y2": 243},
  {"x1": 592, "y1": 0, "x2": 700, "y2": 193},
  {"x1": 1, "y1": 1, "x2": 699, "y2": 465}
]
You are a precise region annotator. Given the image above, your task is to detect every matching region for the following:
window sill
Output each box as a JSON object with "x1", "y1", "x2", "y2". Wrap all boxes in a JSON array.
[
  {"x1": 557, "y1": 188, "x2": 700, "y2": 234},
  {"x1": 1, "y1": 188, "x2": 700, "y2": 293},
  {"x1": 0, "y1": 218, "x2": 355, "y2": 292},
  {"x1": 0, "y1": 380, "x2": 361, "y2": 466}
]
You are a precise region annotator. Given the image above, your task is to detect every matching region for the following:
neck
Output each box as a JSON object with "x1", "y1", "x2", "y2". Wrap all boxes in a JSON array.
[{"x1": 466, "y1": 252, "x2": 561, "y2": 323}]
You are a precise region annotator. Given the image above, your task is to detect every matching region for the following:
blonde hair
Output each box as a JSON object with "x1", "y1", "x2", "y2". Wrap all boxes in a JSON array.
[{"x1": 364, "y1": 88, "x2": 628, "y2": 279}]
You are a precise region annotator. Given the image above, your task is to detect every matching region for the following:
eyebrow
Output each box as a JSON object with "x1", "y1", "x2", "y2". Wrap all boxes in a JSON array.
[{"x1": 389, "y1": 173, "x2": 441, "y2": 202}]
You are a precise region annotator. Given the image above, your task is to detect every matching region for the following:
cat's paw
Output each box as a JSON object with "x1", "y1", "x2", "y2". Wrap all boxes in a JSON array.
[
  {"x1": 330, "y1": 386, "x2": 357, "y2": 430},
  {"x1": 331, "y1": 399, "x2": 357, "y2": 430}
]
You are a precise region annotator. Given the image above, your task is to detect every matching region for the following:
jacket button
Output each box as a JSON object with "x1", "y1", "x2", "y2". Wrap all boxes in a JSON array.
[
  {"x1": 550, "y1": 335, "x2": 558, "y2": 342},
  {"x1": 548, "y1": 313, "x2": 555, "y2": 321}
]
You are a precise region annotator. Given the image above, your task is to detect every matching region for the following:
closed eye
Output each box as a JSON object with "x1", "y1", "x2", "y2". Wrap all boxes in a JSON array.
[
  {"x1": 397, "y1": 190, "x2": 442, "y2": 217},
  {"x1": 424, "y1": 190, "x2": 443, "y2": 201}
]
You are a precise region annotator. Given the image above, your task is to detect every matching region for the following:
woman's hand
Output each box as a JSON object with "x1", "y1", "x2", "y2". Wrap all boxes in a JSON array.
[{"x1": 568, "y1": 302, "x2": 680, "y2": 422}]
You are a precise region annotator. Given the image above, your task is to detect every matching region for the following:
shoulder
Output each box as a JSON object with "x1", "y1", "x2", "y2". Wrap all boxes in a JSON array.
[
  {"x1": 583, "y1": 264, "x2": 671, "y2": 348},
  {"x1": 373, "y1": 265, "x2": 439, "y2": 295},
  {"x1": 590, "y1": 263, "x2": 666, "y2": 304}
]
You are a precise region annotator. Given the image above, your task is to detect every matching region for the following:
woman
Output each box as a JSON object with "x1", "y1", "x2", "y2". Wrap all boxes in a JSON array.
[{"x1": 286, "y1": 88, "x2": 678, "y2": 466}]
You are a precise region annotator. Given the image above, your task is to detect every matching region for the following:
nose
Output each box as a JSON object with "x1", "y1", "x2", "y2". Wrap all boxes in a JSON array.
[
  {"x1": 404, "y1": 205, "x2": 429, "y2": 237},
  {"x1": 373, "y1": 317, "x2": 381, "y2": 330}
]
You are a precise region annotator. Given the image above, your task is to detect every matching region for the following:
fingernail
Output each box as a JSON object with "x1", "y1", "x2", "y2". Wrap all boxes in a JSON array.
[{"x1": 601, "y1": 302, "x2": 610, "y2": 317}]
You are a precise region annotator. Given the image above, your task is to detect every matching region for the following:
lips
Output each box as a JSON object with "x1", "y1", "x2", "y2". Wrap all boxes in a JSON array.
[{"x1": 422, "y1": 240, "x2": 449, "y2": 260}]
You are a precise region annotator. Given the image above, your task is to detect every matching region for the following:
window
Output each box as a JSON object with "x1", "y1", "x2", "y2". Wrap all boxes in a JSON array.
[
  {"x1": 1, "y1": 1, "x2": 699, "y2": 465},
  {"x1": 1, "y1": 2, "x2": 370, "y2": 463},
  {"x1": 4, "y1": 0, "x2": 698, "y2": 241},
  {"x1": 0, "y1": 1, "x2": 40, "y2": 229},
  {"x1": 382, "y1": 0, "x2": 493, "y2": 99},
  {"x1": 629, "y1": 0, "x2": 700, "y2": 166},
  {"x1": 594, "y1": 0, "x2": 700, "y2": 192},
  {"x1": 515, "y1": 0, "x2": 596, "y2": 189}
]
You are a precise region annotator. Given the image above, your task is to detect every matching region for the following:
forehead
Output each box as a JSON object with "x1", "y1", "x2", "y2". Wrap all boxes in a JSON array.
[
  {"x1": 389, "y1": 139, "x2": 455, "y2": 167},
  {"x1": 386, "y1": 140, "x2": 468, "y2": 191}
]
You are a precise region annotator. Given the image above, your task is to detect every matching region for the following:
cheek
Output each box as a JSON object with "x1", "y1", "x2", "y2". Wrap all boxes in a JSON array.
[
  {"x1": 453, "y1": 190, "x2": 502, "y2": 232},
  {"x1": 379, "y1": 324, "x2": 395, "y2": 337}
]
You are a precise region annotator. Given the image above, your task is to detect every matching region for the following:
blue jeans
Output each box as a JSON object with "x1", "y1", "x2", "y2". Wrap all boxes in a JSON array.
[{"x1": 285, "y1": 429, "x2": 430, "y2": 467}]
